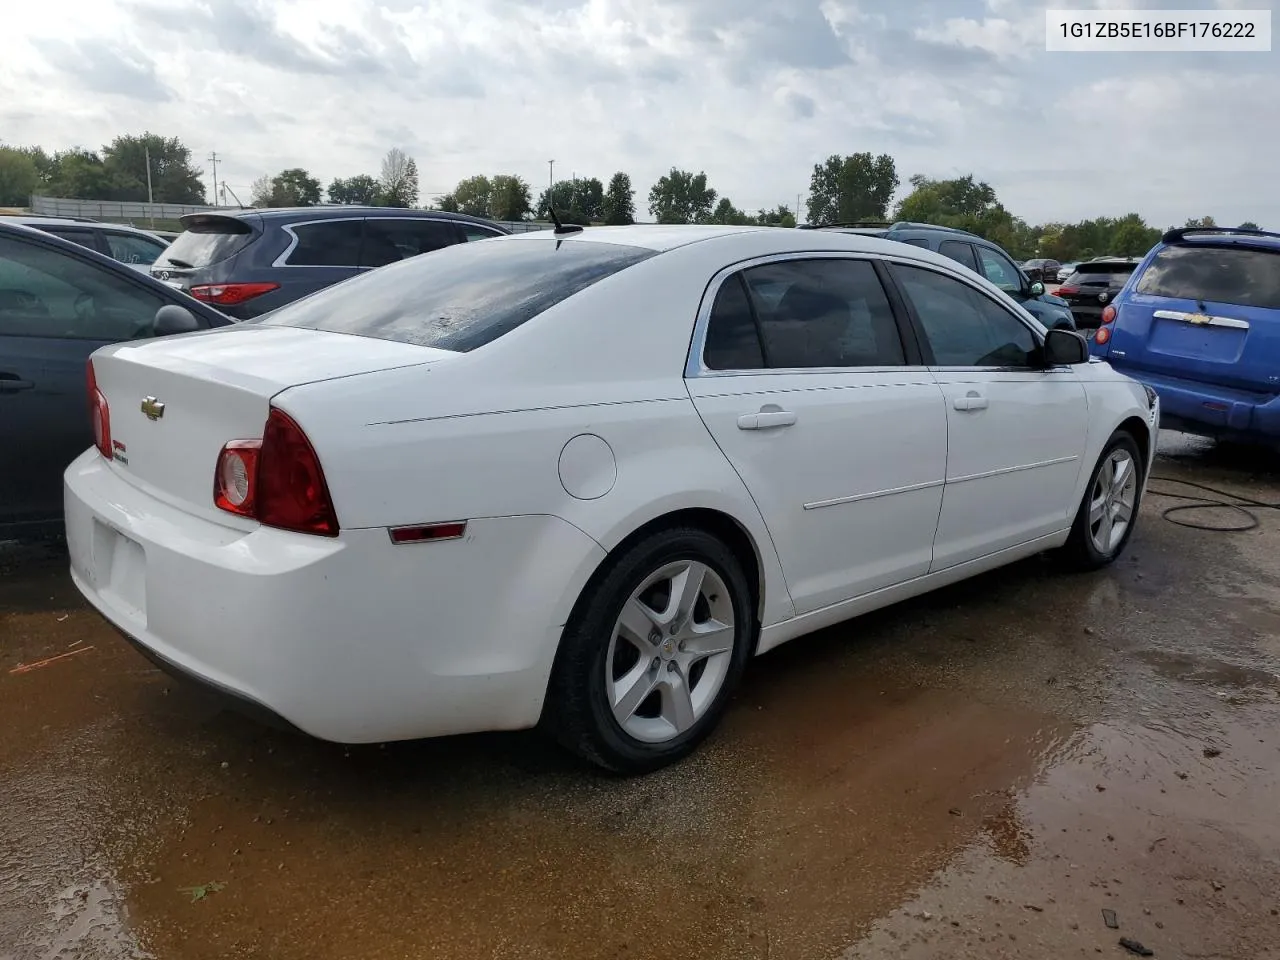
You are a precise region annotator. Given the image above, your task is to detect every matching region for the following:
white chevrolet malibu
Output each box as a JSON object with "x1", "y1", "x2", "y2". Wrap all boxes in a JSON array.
[{"x1": 65, "y1": 225, "x2": 1159, "y2": 772}]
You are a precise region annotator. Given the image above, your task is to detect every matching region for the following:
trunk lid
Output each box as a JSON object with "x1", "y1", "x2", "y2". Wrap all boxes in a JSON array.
[
  {"x1": 1108, "y1": 243, "x2": 1280, "y2": 393},
  {"x1": 90, "y1": 326, "x2": 453, "y2": 519}
]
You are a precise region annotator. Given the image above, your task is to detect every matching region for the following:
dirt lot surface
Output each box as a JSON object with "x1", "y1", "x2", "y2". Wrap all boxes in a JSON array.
[{"x1": 2, "y1": 433, "x2": 1278, "y2": 960}]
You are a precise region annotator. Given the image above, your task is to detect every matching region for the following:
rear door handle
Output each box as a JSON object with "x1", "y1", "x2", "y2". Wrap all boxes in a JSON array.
[
  {"x1": 953, "y1": 391, "x2": 988, "y2": 412},
  {"x1": 0, "y1": 375, "x2": 34, "y2": 393},
  {"x1": 737, "y1": 409, "x2": 797, "y2": 430}
]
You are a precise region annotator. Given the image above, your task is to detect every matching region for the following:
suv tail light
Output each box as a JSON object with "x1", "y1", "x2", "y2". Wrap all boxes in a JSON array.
[
  {"x1": 214, "y1": 408, "x2": 339, "y2": 537},
  {"x1": 1057, "y1": 286, "x2": 1079, "y2": 296},
  {"x1": 87, "y1": 359, "x2": 111, "y2": 459},
  {"x1": 1094, "y1": 304, "x2": 1119, "y2": 345},
  {"x1": 190, "y1": 282, "x2": 280, "y2": 306}
]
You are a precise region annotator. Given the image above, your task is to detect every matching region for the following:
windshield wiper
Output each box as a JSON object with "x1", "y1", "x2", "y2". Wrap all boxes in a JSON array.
[{"x1": 162, "y1": 257, "x2": 195, "y2": 268}]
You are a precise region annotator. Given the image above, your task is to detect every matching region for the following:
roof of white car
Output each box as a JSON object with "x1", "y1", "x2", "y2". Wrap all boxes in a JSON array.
[{"x1": 504, "y1": 223, "x2": 945, "y2": 258}]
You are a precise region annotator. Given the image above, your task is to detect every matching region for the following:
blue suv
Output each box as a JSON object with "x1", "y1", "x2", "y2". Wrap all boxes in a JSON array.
[{"x1": 1090, "y1": 226, "x2": 1280, "y2": 447}]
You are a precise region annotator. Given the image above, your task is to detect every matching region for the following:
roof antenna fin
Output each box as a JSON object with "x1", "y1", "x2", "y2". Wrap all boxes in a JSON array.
[{"x1": 547, "y1": 206, "x2": 583, "y2": 236}]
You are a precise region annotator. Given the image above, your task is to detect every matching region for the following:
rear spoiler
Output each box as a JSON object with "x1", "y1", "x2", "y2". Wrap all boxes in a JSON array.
[
  {"x1": 178, "y1": 212, "x2": 255, "y2": 234},
  {"x1": 1162, "y1": 226, "x2": 1280, "y2": 244}
]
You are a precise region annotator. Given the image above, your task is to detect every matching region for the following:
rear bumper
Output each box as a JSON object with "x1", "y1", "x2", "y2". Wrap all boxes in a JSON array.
[
  {"x1": 1068, "y1": 304, "x2": 1103, "y2": 326},
  {"x1": 64, "y1": 450, "x2": 607, "y2": 743},
  {"x1": 1120, "y1": 369, "x2": 1280, "y2": 442}
]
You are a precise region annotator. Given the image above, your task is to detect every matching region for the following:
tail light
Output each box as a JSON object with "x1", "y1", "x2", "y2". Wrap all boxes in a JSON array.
[
  {"x1": 214, "y1": 408, "x2": 339, "y2": 537},
  {"x1": 190, "y1": 282, "x2": 280, "y2": 306},
  {"x1": 1094, "y1": 304, "x2": 1118, "y2": 345},
  {"x1": 1057, "y1": 286, "x2": 1079, "y2": 296},
  {"x1": 87, "y1": 359, "x2": 111, "y2": 459}
]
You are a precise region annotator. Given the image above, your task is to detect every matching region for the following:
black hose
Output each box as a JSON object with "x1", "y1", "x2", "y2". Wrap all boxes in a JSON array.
[{"x1": 1145, "y1": 475, "x2": 1280, "y2": 532}]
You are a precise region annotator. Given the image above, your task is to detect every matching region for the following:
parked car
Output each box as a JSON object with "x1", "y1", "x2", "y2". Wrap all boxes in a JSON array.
[
  {"x1": 802, "y1": 221, "x2": 1076, "y2": 330},
  {"x1": 0, "y1": 221, "x2": 232, "y2": 539},
  {"x1": 65, "y1": 225, "x2": 1158, "y2": 772},
  {"x1": 1057, "y1": 262, "x2": 1080, "y2": 283},
  {"x1": 0, "y1": 215, "x2": 172, "y2": 272},
  {"x1": 1022, "y1": 258, "x2": 1062, "y2": 284},
  {"x1": 1056, "y1": 258, "x2": 1140, "y2": 328},
  {"x1": 149, "y1": 207, "x2": 513, "y2": 319},
  {"x1": 1090, "y1": 226, "x2": 1280, "y2": 447}
]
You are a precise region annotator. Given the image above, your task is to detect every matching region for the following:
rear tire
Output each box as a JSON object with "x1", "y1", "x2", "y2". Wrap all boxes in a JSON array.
[
  {"x1": 544, "y1": 526, "x2": 756, "y2": 774},
  {"x1": 1058, "y1": 431, "x2": 1144, "y2": 570}
]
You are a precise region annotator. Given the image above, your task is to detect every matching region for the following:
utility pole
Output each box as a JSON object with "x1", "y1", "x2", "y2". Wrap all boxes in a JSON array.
[
  {"x1": 144, "y1": 145, "x2": 155, "y2": 227},
  {"x1": 207, "y1": 151, "x2": 220, "y2": 207},
  {"x1": 796, "y1": 192, "x2": 802, "y2": 225}
]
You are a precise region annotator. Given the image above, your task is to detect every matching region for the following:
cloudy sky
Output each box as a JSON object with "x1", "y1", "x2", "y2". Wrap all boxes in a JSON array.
[{"x1": 1, "y1": 0, "x2": 1275, "y2": 227}]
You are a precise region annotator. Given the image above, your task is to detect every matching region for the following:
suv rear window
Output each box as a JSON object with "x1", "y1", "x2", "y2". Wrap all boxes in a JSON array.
[
  {"x1": 161, "y1": 216, "x2": 253, "y2": 268},
  {"x1": 1135, "y1": 244, "x2": 1280, "y2": 310},
  {"x1": 1069, "y1": 261, "x2": 1136, "y2": 284},
  {"x1": 256, "y1": 238, "x2": 657, "y2": 352}
]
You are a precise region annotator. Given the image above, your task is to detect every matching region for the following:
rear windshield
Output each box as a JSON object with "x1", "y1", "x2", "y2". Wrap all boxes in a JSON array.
[
  {"x1": 255, "y1": 237, "x2": 657, "y2": 351},
  {"x1": 159, "y1": 217, "x2": 254, "y2": 268},
  {"x1": 1067, "y1": 262, "x2": 1134, "y2": 282},
  {"x1": 1135, "y1": 244, "x2": 1280, "y2": 310}
]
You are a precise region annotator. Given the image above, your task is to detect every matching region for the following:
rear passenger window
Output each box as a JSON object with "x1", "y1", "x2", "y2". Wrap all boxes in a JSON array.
[
  {"x1": 938, "y1": 240, "x2": 978, "y2": 272},
  {"x1": 742, "y1": 259, "x2": 906, "y2": 368},
  {"x1": 360, "y1": 219, "x2": 458, "y2": 268},
  {"x1": 902, "y1": 238, "x2": 930, "y2": 249},
  {"x1": 287, "y1": 221, "x2": 364, "y2": 267},
  {"x1": 703, "y1": 275, "x2": 764, "y2": 370},
  {"x1": 894, "y1": 264, "x2": 1037, "y2": 367}
]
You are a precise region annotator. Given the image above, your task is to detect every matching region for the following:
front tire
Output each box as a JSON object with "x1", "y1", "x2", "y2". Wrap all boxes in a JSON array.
[
  {"x1": 1059, "y1": 431, "x2": 1144, "y2": 570},
  {"x1": 544, "y1": 526, "x2": 756, "y2": 774}
]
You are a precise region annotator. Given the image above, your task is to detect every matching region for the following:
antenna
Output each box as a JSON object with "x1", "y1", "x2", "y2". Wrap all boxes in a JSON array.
[
  {"x1": 223, "y1": 183, "x2": 246, "y2": 209},
  {"x1": 547, "y1": 207, "x2": 582, "y2": 237}
]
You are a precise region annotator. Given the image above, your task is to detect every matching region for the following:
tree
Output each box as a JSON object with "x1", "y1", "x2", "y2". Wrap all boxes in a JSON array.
[
  {"x1": 488, "y1": 174, "x2": 532, "y2": 221},
  {"x1": 0, "y1": 146, "x2": 41, "y2": 206},
  {"x1": 328, "y1": 174, "x2": 380, "y2": 205},
  {"x1": 648, "y1": 168, "x2": 717, "y2": 224},
  {"x1": 1238, "y1": 221, "x2": 1260, "y2": 230},
  {"x1": 754, "y1": 205, "x2": 797, "y2": 228},
  {"x1": 708, "y1": 197, "x2": 753, "y2": 225},
  {"x1": 892, "y1": 173, "x2": 1021, "y2": 245},
  {"x1": 1184, "y1": 216, "x2": 1216, "y2": 228},
  {"x1": 806, "y1": 153, "x2": 898, "y2": 226},
  {"x1": 379, "y1": 148, "x2": 418, "y2": 207},
  {"x1": 1109, "y1": 213, "x2": 1162, "y2": 258},
  {"x1": 603, "y1": 172, "x2": 635, "y2": 225},
  {"x1": 252, "y1": 168, "x2": 321, "y2": 207},
  {"x1": 101, "y1": 133, "x2": 205, "y2": 203},
  {"x1": 442, "y1": 175, "x2": 493, "y2": 218},
  {"x1": 47, "y1": 149, "x2": 114, "y2": 200}
]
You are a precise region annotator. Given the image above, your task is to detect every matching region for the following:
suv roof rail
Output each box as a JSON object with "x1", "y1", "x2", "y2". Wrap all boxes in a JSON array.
[
  {"x1": 797, "y1": 220, "x2": 892, "y2": 231},
  {"x1": 1162, "y1": 226, "x2": 1280, "y2": 244},
  {"x1": 887, "y1": 220, "x2": 984, "y2": 240}
]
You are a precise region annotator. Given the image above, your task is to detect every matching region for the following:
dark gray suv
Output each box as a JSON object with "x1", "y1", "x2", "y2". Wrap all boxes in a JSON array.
[
  {"x1": 150, "y1": 207, "x2": 511, "y2": 319},
  {"x1": 800, "y1": 221, "x2": 1076, "y2": 331}
]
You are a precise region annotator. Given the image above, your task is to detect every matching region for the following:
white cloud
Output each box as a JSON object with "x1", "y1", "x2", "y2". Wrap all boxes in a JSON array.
[{"x1": 0, "y1": 0, "x2": 1275, "y2": 228}]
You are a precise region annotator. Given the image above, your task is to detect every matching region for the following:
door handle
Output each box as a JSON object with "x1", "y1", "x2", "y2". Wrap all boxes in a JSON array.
[
  {"x1": 737, "y1": 409, "x2": 797, "y2": 431},
  {"x1": 953, "y1": 391, "x2": 988, "y2": 412},
  {"x1": 0, "y1": 375, "x2": 34, "y2": 393}
]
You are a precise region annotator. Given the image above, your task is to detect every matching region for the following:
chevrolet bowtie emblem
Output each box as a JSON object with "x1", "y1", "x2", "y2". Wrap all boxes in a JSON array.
[{"x1": 140, "y1": 396, "x2": 166, "y2": 421}]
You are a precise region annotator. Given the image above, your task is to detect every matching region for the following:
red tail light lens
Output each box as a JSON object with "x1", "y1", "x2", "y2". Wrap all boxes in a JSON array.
[
  {"x1": 214, "y1": 440, "x2": 261, "y2": 517},
  {"x1": 189, "y1": 282, "x2": 280, "y2": 306},
  {"x1": 214, "y1": 408, "x2": 338, "y2": 537},
  {"x1": 1094, "y1": 326, "x2": 1112, "y2": 345},
  {"x1": 1100, "y1": 305, "x2": 1117, "y2": 325},
  {"x1": 1057, "y1": 286, "x2": 1079, "y2": 296},
  {"x1": 86, "y1": 359, "x2": 111, "y2": 459}
]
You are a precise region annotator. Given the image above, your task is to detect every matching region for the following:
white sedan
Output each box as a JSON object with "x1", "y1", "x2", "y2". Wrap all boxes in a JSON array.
[{"x1": 64, "y1": 225, "x2": 1158, "y2": 772}]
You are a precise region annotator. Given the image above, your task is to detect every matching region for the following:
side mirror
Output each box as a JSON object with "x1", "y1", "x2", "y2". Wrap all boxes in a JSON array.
[
  {"x1": 153, "y1": 304, "x2": 202, "y2": 337},
  {"x1": 1044, "y1": 328, "x2": 1089, "y2": 366},
  {"x1": 1028, "y1": 281, "x2": 1046, "y2": 297}
]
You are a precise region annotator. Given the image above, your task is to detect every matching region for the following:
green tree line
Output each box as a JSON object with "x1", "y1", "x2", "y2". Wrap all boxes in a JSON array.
[{"x1": 2, "y1": 135, "x2": 1259, "y2": 262}]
